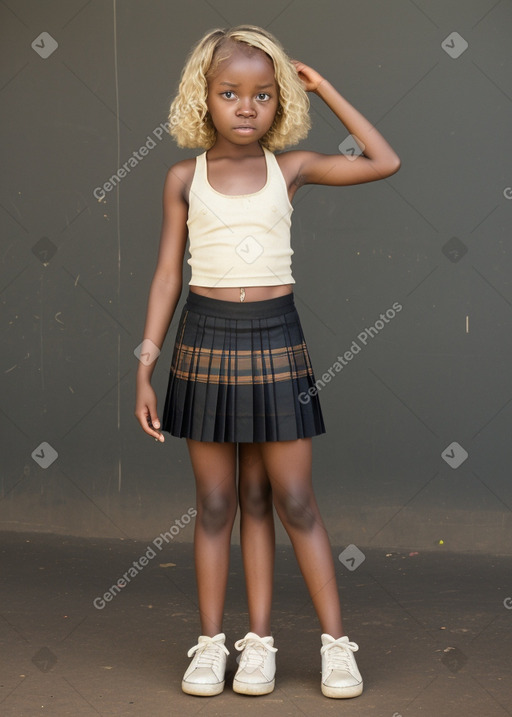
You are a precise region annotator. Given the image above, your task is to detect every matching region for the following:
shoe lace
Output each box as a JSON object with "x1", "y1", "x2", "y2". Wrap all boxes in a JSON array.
[
  {"x1": 320, "y1": 637, "x2": 359, "y2": 671},
  {"x1": 234, "y1": 634, "x2": 277, "y2": 669},
  {"x1": 187, "y1": 634, "x2": 229, "y2": 668}
]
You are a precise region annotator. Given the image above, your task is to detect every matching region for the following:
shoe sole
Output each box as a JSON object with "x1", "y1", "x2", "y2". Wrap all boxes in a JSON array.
[
  {"x1": 321, "y1": 681, "x2": 363, "y2": 699},
  {"x1": 232, "y1": 678, "x2": 275, "y2": 696},
  {"x1": 182, "y1": 679, "x2": 225, "y2": 696}
]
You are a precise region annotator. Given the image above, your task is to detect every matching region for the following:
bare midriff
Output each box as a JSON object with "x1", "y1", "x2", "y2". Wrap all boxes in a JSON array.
[{"x1": 190, "y1": 284, "x2": 293, "y2": 302}]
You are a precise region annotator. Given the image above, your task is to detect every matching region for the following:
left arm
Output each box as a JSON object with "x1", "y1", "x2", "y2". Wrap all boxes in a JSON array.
[{"x1": 291, "y1": 60, "x2": 401, "y2": 187}]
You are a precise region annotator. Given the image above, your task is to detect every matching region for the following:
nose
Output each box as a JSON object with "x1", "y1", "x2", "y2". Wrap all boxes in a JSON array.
[{"x1": 236, "y1": 98, "x2": 256, "y2": 117}]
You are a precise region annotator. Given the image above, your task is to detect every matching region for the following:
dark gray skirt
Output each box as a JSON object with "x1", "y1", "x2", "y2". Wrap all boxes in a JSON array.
[{"x1": 161, "y1": 290, "x2": 326, "y2": 443}]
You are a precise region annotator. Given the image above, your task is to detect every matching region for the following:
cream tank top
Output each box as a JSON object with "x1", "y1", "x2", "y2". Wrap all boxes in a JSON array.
[{"x1": 186, "y1": 145, "x2": 295, "y2": 287}]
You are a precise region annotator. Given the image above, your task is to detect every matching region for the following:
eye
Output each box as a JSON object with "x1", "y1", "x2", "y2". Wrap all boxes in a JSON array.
[
  {"x1": 257, "y1": 93, "x2": 271, "y2": 101},
  {"x1": 221, "y1": 91, "x2": 236, "y2": 99}
]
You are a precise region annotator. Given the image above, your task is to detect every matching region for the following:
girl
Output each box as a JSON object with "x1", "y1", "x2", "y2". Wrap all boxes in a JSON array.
[{"x1": 135, "y1": 25, "x2": 400, "y2": 699}]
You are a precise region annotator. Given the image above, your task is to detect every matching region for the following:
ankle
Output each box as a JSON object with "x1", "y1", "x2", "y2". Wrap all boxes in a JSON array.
[
  {"x1": 200, "y1": 630, "x2": 224, "y2": 638},
  {"x1": 249, "y1": 627, "x2": 271, "y2": 637}
]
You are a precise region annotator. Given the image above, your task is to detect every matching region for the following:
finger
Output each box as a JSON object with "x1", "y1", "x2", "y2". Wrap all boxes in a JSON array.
[
  {"x1": 136, "y1": 409, "x2": 165, "y2": 441},
  {"x1": 146, "y1": 423, "x2": 165, "y2": 442},
  {"x1": 146, "y1": 412, "x2": 165, "y2": 442},
  {"x1": 149, "y1": 413, "x2": 161, "y2": 430},
  {"x1": 147, "y1": 411, "x2": 165, "y2": 442}
]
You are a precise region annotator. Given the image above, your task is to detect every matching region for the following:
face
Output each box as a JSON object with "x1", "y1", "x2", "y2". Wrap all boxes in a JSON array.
[{"x1": 206, "y1": 44, "x2": 279, "y2": 146}]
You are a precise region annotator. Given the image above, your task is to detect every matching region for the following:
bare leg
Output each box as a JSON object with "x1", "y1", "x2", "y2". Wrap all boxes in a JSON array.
[
  {"x1": 186, "y1": 438, "x2": 237, "y2": 637},
  {"x1": 259, "y1": 438, "x2": 344, "y2": 638},
  {"x1": 238, "y1": 442, "x2": 275, "y2": 636}
]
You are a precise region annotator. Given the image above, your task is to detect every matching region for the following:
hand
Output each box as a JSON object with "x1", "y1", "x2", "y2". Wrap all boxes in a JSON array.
[
  {"x1": 135, "y1": 381, "x2": 165, "y2": 442},
  {"x1": 291, "y1": 60, "x2": 326, "y2": 93}
]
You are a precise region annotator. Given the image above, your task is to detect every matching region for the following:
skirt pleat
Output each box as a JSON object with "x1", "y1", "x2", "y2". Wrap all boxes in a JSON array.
[{"x1": 161, "y1": 291, "x2": 326, "y2": 443}]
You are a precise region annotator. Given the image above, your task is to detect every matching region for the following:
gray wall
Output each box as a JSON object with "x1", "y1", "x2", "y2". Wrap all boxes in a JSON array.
[{"x1": 1, "y1": 0, "x2": 511, "y2": 553}]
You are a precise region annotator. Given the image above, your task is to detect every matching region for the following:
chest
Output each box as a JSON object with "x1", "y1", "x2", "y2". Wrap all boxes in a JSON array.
[{"x1": 206, "y1": 156, "x2": 268, "y2": 196}]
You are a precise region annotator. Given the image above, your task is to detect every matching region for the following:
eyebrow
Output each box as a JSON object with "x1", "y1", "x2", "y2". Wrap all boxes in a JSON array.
[{"x1": 218, "y1": 81, "x2": 275, "y2": 89}]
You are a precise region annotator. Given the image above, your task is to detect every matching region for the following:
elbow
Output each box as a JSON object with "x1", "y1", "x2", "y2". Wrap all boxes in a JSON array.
[
  {"x1": 385, "y1": 157, "x2": 401, "y2": 177},
  {"x1": 369, "y1": 154, "x2": 401, "y2": 180}
]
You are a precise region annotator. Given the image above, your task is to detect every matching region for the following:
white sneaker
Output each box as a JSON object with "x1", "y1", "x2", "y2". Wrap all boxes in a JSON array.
[
  {"x1": 320, "y1": 634, "x2": 363, "y2": 698},
  {"x1": 181, "y1": 632, "x2": 230, "y2": 696},
  {"x1": 233, "y1": 632, "x2": 277, "y2": 695}
]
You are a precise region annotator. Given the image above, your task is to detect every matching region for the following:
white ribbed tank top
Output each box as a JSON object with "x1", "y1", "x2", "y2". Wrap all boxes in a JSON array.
[{"x1": 186, "y1": 145, "x2": 295, "y2": 287}]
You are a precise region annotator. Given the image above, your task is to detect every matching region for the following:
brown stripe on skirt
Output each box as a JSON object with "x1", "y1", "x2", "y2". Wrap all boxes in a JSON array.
[{"x1": 171, "y1": 342, "x2": 314, "y2": 384}]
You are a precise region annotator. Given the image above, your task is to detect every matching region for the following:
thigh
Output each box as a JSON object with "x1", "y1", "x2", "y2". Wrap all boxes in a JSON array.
[
  {"x1": 259, "y1": 438, "x2": 313, "y2": 499},
  {"x1": 186, "y1": 438, "x2": 237, "y2": 501},
  {"x1": 238, "y1": 442, "x2": 272, "y2": 504},
  {"x1": 259, "y1": 438, "x2": 319, "y2": 530},
  {"x1": 238, "y1": 442, "x2": 266, "y2": 481}
]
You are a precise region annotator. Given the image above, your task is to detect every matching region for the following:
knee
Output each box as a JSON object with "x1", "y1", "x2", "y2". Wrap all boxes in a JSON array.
[
  {"x1": 198, "y1": 492, "x2": 236, "y2": 534},
  {"x1": 275, "y1": 488, "x2": 317, "y2": 532},
  {"x1": 239, "y1": 483, "x2": 273, "y2": 519}
]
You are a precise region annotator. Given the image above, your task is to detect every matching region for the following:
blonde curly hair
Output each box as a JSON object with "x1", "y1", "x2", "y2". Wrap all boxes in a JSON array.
[{"x1": 168, "y1": 25, "x2": 311, "y2": 151}]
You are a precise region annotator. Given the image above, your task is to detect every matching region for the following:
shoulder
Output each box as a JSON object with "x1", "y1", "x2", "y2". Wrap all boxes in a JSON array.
[{"x1": 163, "y1": 155, "x2": 200, "y2": 204}]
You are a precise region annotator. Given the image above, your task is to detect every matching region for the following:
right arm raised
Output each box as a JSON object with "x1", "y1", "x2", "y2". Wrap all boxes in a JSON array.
[{"x1": 134, "y1": 163, "x2": 190, "y2": 441}]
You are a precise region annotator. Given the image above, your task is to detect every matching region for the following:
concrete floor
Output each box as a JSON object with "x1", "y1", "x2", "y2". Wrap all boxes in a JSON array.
[{"x1": 0, "y1": 532, "x2": 510, "y2": 717}]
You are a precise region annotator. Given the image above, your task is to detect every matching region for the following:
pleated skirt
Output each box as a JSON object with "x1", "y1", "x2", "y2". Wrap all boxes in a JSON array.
[{"x1": 161, "y1": 290, "x2": 326, "y2": 443}]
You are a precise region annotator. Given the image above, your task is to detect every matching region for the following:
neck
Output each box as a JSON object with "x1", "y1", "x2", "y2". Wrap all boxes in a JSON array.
[{"x1": 207, "y1": 137, "x2": 264, "y2": 159}]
